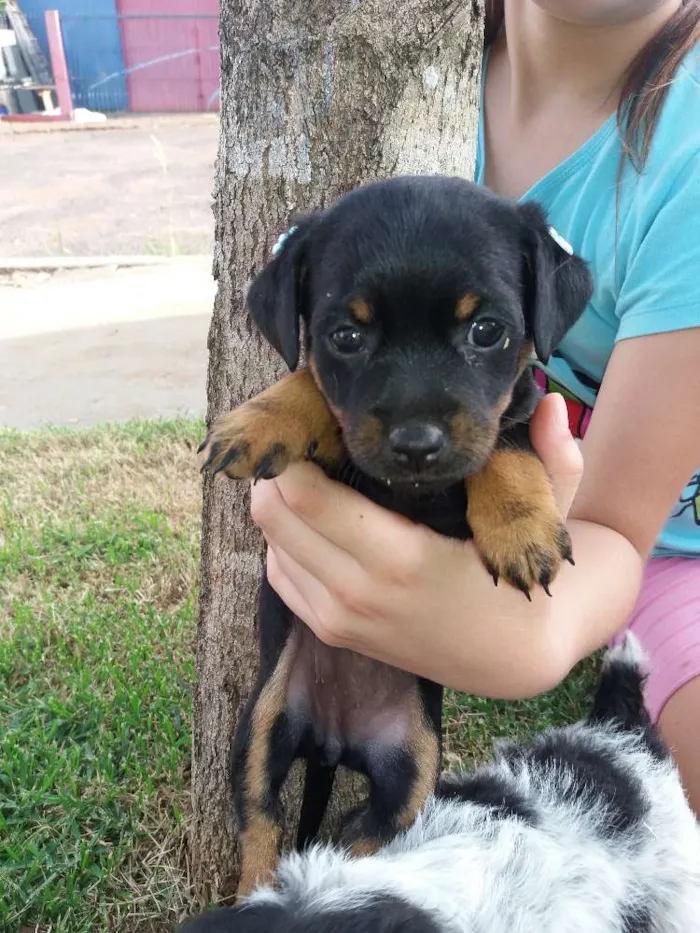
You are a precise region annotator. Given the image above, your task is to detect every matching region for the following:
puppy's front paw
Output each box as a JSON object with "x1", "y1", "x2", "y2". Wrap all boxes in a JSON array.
[
  {"x1": 199, "y1": 371, "x2": 343, "y2": 481},
  {"x1": 199, "y1": 404, "x2": 294, "y2": 481},
  {"x1": 472, "y1": 505, "x2": 572, "y2": 598},
  {"x1": 467, "y1": 448, "x2": 573, "y2": 599}
]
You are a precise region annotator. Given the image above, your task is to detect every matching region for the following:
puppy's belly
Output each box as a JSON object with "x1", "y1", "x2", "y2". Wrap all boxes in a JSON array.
[{"x1": 286, "y1": 623, "x2": 418, "y2": 764}]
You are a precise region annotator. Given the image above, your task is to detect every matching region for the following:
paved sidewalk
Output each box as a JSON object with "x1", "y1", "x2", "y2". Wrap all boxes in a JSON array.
[{"x1": 0, "y1": 258, "x2": 215, "y2": 429}]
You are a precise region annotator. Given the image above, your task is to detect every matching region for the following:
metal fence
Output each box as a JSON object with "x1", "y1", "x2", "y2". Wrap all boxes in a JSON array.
[{"x1": 24, "y1": 11, "x2": 220, "y2": 113}]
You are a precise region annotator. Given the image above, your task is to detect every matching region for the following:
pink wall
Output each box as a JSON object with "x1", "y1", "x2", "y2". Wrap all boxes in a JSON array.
[{"x1": 116, "y1": 0, "x2": 219, "y2": 112}]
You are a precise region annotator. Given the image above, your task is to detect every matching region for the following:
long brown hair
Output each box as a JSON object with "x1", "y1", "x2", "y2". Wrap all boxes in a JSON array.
[{"x1": 484, "y1": 0, "x2": 700, "y2": 171}]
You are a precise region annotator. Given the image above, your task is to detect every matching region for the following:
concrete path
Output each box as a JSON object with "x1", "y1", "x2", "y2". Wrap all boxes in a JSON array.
[{"x1": 0, "y1": 258, "x2": 215, "y2": 429}]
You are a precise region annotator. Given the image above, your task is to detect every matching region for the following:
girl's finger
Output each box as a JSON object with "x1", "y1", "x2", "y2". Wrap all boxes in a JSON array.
[
  {"x1": 268, "y1": 462, "x2": 424, "y2": 571},
  {"x1": 266, "y1": 545, "x2": 359, "y2": 649},
  {"x1": 251, "y1": 475, "x2": 360, "y2": 585},
  {"x1": 265, "y1": 546, "x2": 318, "y2": 629}
]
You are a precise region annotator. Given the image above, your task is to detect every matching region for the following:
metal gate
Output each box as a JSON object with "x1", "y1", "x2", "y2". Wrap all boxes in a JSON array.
[
  {"x1": 21, "y1": 0, "x2": 129, "y2": 111},
  {"x1": 20, "y1": 0, "x2": 219, "y2": 113},
  {"x1": 116, "y1": 13, "x2": 219, "y2": 112},
  {"x1": 116, "y1": 0, "x2": 218, "y2": 112}
]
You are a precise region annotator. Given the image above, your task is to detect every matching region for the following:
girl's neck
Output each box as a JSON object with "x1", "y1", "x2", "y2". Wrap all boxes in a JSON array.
[{"x1": 503, "y1": 0, "x2": 682, "y2": 120}]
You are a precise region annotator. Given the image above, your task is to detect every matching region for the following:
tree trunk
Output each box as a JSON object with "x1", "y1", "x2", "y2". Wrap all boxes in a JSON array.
[{"x1": 193, "y1": 0, "x2": 484, "y2": 902}]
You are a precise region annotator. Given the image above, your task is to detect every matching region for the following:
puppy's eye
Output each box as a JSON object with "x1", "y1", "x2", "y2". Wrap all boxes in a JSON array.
[
  {"x1": 467, "y1": 318, "x2": 506, "y2": 349},
  {"x1": 329, "y1": 326, "x2": 366, "y2": 354}
]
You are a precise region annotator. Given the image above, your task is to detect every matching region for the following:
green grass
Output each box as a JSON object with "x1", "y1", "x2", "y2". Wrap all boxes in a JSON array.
[
  {"x1": 0, "y1": 419, "x2": 597, "y2": 932},
  {"x1": 443, "y1": 663, "x2": 599, "y2": 768},
  {"x1": 0, "y1": 420, "x2": 203, "y2": 933}
]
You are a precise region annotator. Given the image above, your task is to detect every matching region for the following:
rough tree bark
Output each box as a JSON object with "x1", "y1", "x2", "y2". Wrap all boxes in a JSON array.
[{"x1": 193, "y1": 0, "x2": 485, "y2": 901}]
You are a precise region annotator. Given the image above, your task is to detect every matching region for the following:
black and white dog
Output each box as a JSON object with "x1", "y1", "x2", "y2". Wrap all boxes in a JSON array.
[{"x1": 182, "y1": 636, "x2": 700, "y2": 933}]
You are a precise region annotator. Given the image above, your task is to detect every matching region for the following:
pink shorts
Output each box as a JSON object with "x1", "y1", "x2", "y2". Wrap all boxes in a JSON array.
[
  {"x1": 531, "y1": 372, "x2": 700, "y2": 722},
  {"x1": 613, "y1": 556, "x2": 700, "y2": 723}
]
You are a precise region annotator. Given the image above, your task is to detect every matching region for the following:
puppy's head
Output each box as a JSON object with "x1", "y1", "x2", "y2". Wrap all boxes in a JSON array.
[{"x1": 249, "y1": 177, "x2": 592, "y2": 492}]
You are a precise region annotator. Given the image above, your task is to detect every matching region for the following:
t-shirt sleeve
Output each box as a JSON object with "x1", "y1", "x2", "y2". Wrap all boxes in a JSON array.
[{"x1": 615, "y1": 156, "x2": 700, "y2": 342}]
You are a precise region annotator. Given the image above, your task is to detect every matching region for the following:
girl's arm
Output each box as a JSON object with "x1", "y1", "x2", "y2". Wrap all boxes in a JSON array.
[{"x1": 251, "y1": 329, "x2": 700, "y2": 699}]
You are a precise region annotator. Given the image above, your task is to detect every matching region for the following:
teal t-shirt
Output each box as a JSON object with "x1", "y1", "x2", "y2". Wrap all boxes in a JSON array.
[{"x1": 475, "y1": 47, "x2": 700, "y2": 558}]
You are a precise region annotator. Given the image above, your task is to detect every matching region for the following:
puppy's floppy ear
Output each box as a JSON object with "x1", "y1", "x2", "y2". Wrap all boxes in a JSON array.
[
  {"x1": 519, "y1": 201, "x2": 593, "y2": 362},
  {"x1": 247, "y1": 216, "x2": 318, "y2": 371}
]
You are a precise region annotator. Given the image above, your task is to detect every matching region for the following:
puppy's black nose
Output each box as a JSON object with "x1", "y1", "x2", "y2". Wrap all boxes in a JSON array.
[{"x1": 389, "y1": 423, "x2": 446, "y2": 468}]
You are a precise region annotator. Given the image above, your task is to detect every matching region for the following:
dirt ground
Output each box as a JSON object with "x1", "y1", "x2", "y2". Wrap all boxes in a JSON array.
[{"x1": 0, "y1": 115, "x2": 219, "y2": 257}]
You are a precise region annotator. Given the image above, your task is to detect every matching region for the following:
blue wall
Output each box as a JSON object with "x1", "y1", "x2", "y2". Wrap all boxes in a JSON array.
[{"x1": 21, "y1": 0, "x2": 128, "y2": 111}]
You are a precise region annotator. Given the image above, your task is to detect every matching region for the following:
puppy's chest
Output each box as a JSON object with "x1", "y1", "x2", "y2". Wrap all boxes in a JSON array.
[{"x1": 332, "y1": 464, "x2": 472, "y2": 541}]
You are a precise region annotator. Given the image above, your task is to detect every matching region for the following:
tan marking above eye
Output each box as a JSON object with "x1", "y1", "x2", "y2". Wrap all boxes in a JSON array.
[
  {"x1": 455, "y1": 293, "x2": 482, "y2": 322},
  {"x1": 349, "y1": 298, "x2": 373, "y2": 324}
]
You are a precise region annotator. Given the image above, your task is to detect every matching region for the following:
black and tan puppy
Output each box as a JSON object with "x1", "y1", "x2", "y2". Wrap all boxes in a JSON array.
[{"x1": 199, "y1": 176, "x2": 593, "y2": 896}]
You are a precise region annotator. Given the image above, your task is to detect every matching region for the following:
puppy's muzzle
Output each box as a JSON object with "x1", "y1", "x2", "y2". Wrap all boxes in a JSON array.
[{"x1": 388, "y1": 421, "x2": 447, "y2": 470}]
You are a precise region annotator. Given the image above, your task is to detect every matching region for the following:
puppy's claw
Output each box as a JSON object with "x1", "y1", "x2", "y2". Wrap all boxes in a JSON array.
[
  {"x1": 253, "y1": 463, "x2": 273, "y2": 484},
  {"x1": 473, "y1": 519, "x2": 571, "y2": 600},
  {"x1": 196, "y1": 438, "x2": 207, "y2": 454},
  {"x1": 540, "y1": 564, "x2": 554, "y2": 597},
  {"x1": 214, "y1": 445, "x2": 244, "y2": 475},
  {"x1": 306, "y1": 439, "x2": 318, "y2": 460},
  {"x1": 486, "y1": 563, "x2": 500, "y2": 588},
  {"x1": 253, "y1": 444, "x2": 287, "y2": 483},
  {"x1": 200, "y1": 441, "x2": 220, "y2": 473}
]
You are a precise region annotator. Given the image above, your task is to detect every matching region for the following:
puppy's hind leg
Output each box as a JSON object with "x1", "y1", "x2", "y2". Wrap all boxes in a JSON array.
[
  {"x1": 233, "y1": 643, "x2": 300, "y2": 898},
  {"x1": 342, "y1": 708, "x2": 440, "y2": 857},
  {"x1": 296, "y1": 758, "x2": 337, "y2": 851}
]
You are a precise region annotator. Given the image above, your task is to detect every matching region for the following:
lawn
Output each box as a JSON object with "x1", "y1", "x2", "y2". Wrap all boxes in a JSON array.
[{"x1": 0, "y1": 420, "x2": 599, "y2": 932}]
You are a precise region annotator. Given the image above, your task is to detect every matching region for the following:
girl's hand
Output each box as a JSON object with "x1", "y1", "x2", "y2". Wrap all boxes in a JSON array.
[{"x1": 250, "y1": 394, "x2": 637, "y2": 698}]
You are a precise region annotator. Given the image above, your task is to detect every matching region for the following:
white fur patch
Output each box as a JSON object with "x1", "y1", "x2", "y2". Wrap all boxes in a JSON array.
[
  {"x1": 248, "y1": 719, "x2": 700, "y2": 932},
  {"x1": 604, "y1": 632, "x2": 648, "y2": 671}
]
